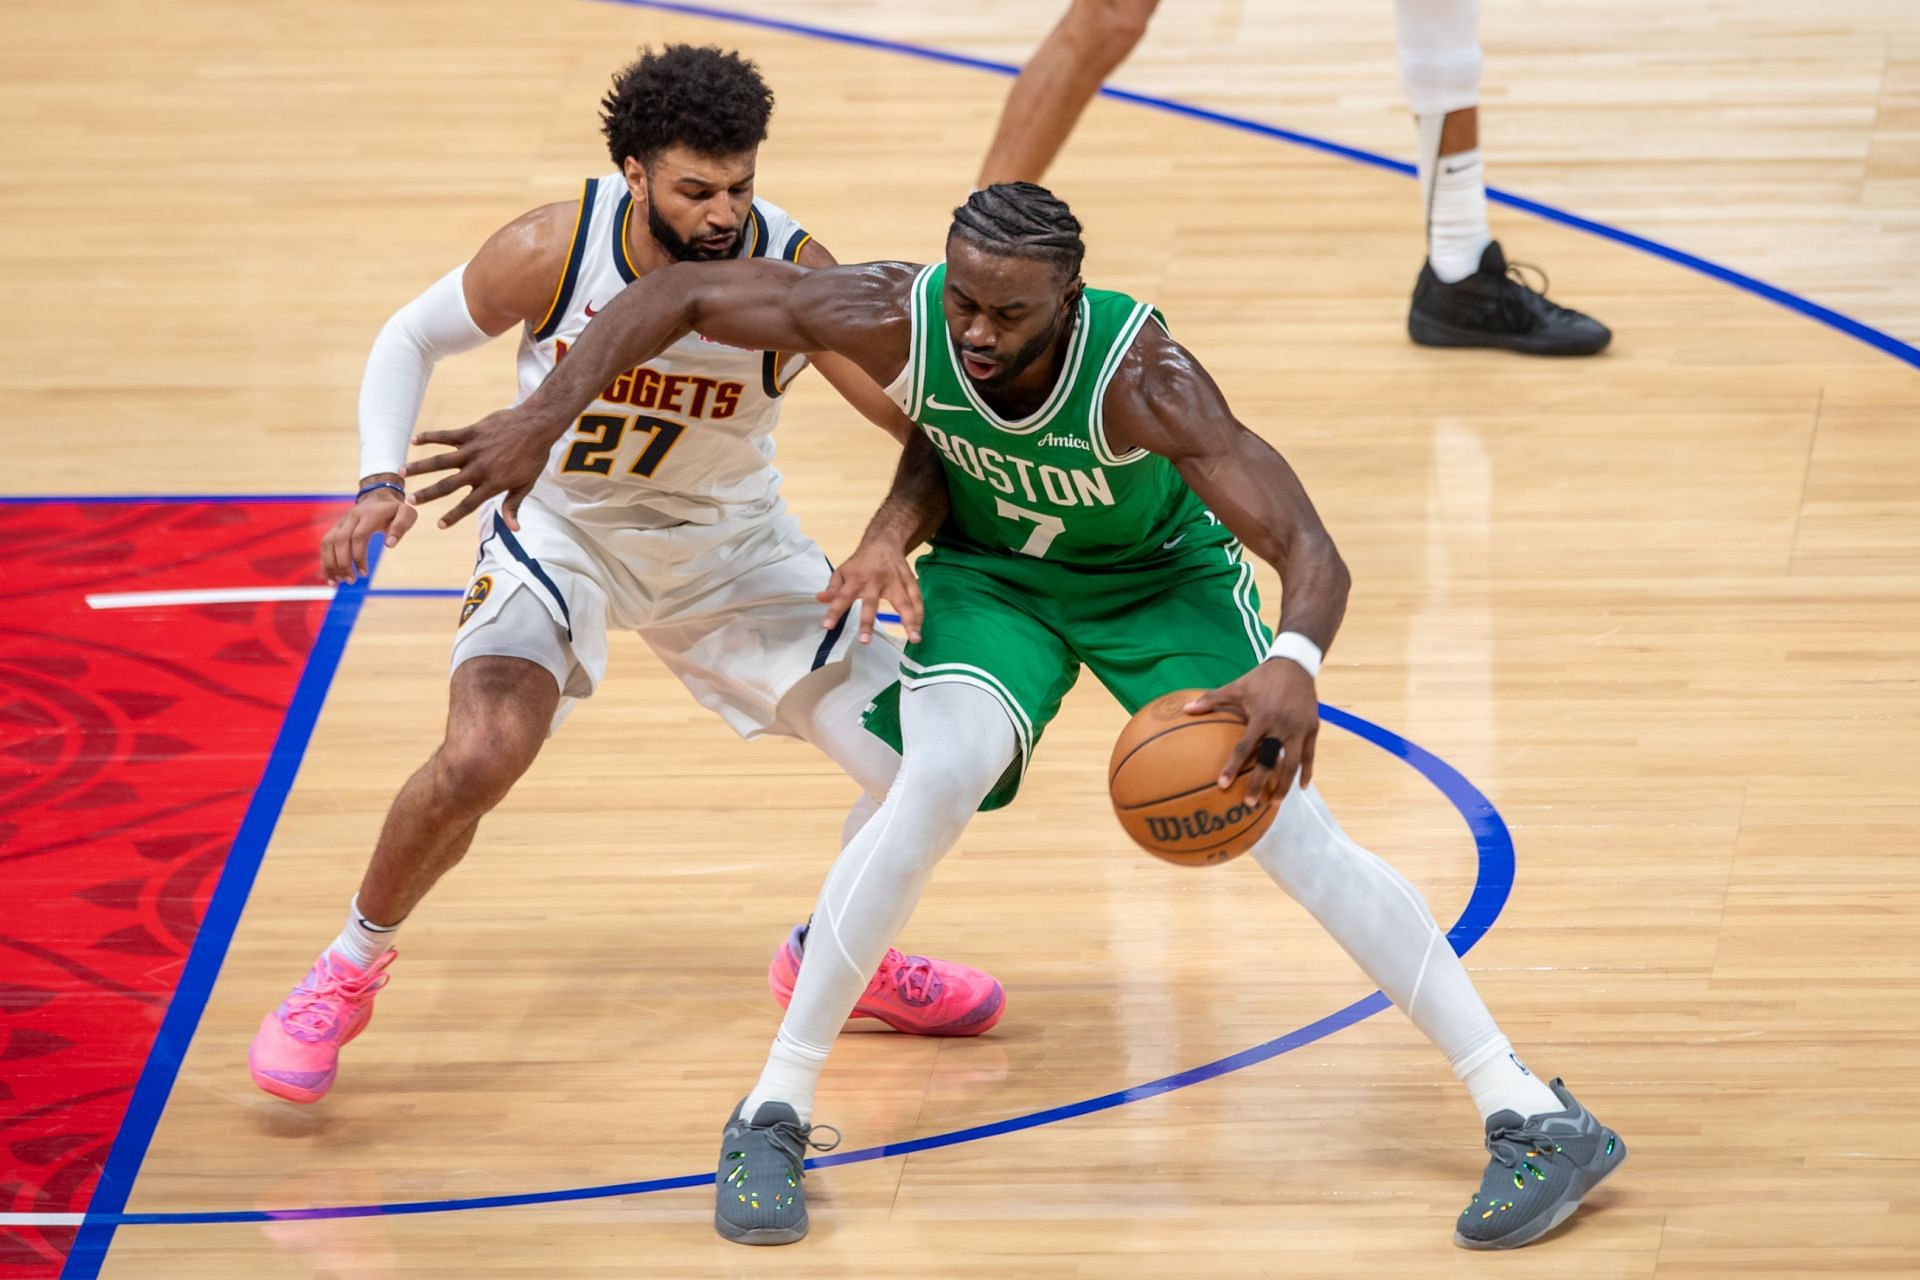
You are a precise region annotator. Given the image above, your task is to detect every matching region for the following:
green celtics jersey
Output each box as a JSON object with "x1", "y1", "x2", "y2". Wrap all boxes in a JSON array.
[{"x1": 897, "y1": 263, "x2": 1230, "y2": 568}]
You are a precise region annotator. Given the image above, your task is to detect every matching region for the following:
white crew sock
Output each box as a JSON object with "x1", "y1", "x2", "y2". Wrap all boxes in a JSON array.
[
  {"x1": 1418, "y1": 132, "x2": 1492, "y2": 283},
  {"x1": 743, "y1": 1030, "x2": 832, "y2": 1123},
  {"x1": 1452, "y1": 1035, "x2": 1562, "y2": 1122},
  {"x1": 329, "y1": 893, "x2": 402, "y2": 969}
]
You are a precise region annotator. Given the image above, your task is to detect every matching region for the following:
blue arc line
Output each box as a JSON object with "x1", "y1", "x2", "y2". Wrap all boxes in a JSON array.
[
  {"x1": 72, "y1": 700, "x2": 1508, "y2": 1227},
  {"x1": 59, "y1": 542, "x2": 382, "y2": 1277},
  {"x1": 595, "y1": 0, "x2": 1920, "y2": 371}
]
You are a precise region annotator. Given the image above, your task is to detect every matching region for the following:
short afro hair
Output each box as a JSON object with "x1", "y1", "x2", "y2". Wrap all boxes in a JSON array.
[
  {"x1": 949, "y1": 183, "x2": 1085, "y2": 280},
  {"x1": 600, "y1": 44, "x2": 775, "y2": 168}
]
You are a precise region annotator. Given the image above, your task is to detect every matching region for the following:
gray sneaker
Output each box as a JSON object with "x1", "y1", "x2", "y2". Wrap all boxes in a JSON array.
[
  {"x1": 1455, "y1": 1079, "x2": 1626, "y2": 1249},
  {"x1": 714, "y1": 1098, "x2": 841, "y2": 1246}
]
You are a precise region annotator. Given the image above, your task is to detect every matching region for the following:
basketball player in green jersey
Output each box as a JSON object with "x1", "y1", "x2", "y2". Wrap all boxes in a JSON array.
[{"x1": 409, "y1": 183, "x2": 1626, "y2": 1251}]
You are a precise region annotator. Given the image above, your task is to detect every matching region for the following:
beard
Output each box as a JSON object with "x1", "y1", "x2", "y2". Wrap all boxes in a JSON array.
[
  {"x1": 961, "y1": 306, "x2": 1074, "y2": 390},
  {"x1": 646, "y1": 193, "x2": 739, "y2": 264}
]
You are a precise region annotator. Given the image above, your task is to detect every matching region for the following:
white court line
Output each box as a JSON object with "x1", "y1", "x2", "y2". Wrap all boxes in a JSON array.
[
  {"x1": 0, "y1": 1213, "x2": 87, "y2": 1226},
  {"x1": 86, "y1": 586, "x2": 335, "y2": 610}
]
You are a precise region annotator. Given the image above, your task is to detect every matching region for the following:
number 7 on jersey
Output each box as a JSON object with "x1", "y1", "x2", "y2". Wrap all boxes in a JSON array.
[{"x1": 995, "y1": 498, "x2": 1066, "y2": 558}]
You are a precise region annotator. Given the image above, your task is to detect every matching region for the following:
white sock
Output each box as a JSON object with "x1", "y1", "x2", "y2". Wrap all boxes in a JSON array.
[
  {"x1": 1452, "y1": 1035, "x2": 1562, "y2": 1122},
  {"x1": 742, "y1": 682, "x2": 1017, "y2": 1125},
  {"x1": 1420, "y1": 137, "x2": 1492, "y2": 283},
  {"x1": 329, "y1": 893, "x2": 401, "y2": 969},
  {"x1": 1248, "y1": 784, "x2": 1559, "y2": 1123},
  {"x1": 743, "y1": 1030, "x2": 831, "y2": 1124}
]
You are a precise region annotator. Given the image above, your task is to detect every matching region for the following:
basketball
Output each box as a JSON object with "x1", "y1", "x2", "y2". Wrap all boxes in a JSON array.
[{"x1": 1108, "y1": 688, "x2": 1280, "y2": 866}]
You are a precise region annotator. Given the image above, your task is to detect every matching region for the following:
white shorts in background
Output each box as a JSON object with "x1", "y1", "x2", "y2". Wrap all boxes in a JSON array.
[{"x1": 449, "y1": 494, "x2": 873, "y2": 739}]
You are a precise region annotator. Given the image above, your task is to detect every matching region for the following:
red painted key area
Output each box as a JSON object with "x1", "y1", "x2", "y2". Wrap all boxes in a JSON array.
[{"x1": 1, "y1": 500, "x2": 340, "y2": 1277}]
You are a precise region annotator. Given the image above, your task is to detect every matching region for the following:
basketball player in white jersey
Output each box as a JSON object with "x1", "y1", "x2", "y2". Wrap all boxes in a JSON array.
[
  {"x1": 248, "y1": 45, "x2": 1005, "y2": 1105},
  {"x1": 978, "y1": 0, "x2": 1610, "y2": 356}
]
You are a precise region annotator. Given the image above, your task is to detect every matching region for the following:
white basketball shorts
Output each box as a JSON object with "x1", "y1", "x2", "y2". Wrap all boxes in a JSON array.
[{"x1": 448, "y1": 493, "x2": 875, "y2": 738}]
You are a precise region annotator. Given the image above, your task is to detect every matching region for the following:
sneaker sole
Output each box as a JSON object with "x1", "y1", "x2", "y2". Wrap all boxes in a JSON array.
[
  {"x1": 769, "y1": 954, "x2": 1006, "y2": 1037},
  {"x1": 714, "y1": 1213, "x2": 809, "y2": 1246},
  {"x1": 1408, "y1": 312, "x2": 1611, "y2": 357},
  {"x1": 1453, "y1": 1134, "x2": 1628, "y2": 1251},
  {"x1": 247, "y1": 1056, "x2": 333, "y2": 1105},
  {"x1": 247, "y1": 1007, "x2": 374, "y2": 1104}
]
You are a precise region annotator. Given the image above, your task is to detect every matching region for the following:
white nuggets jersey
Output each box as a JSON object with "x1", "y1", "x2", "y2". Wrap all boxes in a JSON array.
[{"x1": 515, "y1": 175, "x2": 813, "y2": 528}]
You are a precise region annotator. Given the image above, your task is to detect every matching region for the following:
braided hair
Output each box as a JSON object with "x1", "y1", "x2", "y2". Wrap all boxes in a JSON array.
[{"x1": 949, "y1": 183, "x2": 1085, "y2": 279}]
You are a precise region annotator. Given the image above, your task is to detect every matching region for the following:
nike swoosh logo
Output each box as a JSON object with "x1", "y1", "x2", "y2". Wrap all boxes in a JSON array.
[
  {"x1": 583, "y1": 301, "x2": 602, "y2": 318},
  {"x1": 1161, "y1": 533, "x2": 1186, "y2": 550},
  {"x1": 925, "y1": 395, "x2": 970, "y2": 411}
]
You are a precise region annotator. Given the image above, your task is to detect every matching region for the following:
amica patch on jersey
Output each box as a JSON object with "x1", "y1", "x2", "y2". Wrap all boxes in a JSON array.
[{"x1": 459, "y1": 575, "x2": 493, "y2": 628}]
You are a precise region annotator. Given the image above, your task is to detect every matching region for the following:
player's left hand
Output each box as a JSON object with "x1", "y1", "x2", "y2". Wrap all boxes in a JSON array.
[
  {"x1": 1184, "y1": 659, "x2": 1320, "y2": 806},
  {"x1": 405, "y1": 407, "x2": 556, "y2": 531},
  {"x1": 818, "y1": 536, "x2": 923, "y2": 644}
]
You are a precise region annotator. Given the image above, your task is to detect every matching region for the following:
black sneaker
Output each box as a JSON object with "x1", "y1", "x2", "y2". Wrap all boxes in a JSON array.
[
  {"x1": 1409, "y1": 241, "x2": 1612, "y2": 356},
  {"x1": 714, "y1": 1098, "x2": 841, "y2": 1246}
]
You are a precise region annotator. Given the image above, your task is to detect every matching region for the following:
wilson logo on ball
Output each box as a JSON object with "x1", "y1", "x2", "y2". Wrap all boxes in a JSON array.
[{"x1": 1145, "y1": 798, "x2": 1267, "y2": 845}]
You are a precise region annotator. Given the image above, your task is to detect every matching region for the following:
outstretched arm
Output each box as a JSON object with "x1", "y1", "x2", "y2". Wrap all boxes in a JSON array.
[
  {"x1": 1104, "y1": 321, "x2": 1352, "y2": 802},
  {"x1": 406, "y1": 258, "x2": 916, "y2": 528},
  {"x1": 794, "y1": 237, "x2": 920, "y2": 446}
]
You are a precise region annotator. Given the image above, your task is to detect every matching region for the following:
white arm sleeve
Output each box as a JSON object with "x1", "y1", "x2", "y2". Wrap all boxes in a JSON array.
[{"x1": 357, "y1": 264, "x2": 494, "y2": 480}]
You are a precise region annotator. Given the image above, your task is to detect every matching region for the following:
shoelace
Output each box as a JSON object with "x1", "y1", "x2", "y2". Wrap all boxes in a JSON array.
[
  {"x1": 761, "y1": 1118, "x2": 843, "y2": 1180},
  {"x1": 869, "y1": 951, "x2": 940, "y2": 1006},
  {"x1": 1483, "y1": 1121, "x2": 1565, "y2": 1174},
  {"x1": 282, "y1": 957, "x2": 391, "y2": 1042},
  {"x1": 1496, "y1": 260, "x2": 1575, "y2": 332}
]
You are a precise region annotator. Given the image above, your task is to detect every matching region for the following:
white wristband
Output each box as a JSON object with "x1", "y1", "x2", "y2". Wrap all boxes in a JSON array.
[{"x1": 1265, "y1": 630, "x2": 1323, "y2": 678}]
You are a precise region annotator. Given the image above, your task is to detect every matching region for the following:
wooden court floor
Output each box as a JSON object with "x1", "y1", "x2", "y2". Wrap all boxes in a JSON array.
[{"x1": 3, "y1": 0, "x2": 1918, "y2": 1275}]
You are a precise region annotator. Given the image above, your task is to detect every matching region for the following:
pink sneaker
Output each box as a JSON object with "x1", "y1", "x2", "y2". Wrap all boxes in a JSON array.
[
  {"x1": 767, "y1": 924, "x2": 1004, "y2": 1036},
  {"x1": 248, "y1": 949, "x2": 395, "y2": 1103}
]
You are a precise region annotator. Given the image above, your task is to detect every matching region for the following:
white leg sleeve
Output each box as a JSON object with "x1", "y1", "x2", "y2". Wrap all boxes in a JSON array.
[
  {"x1": 839, "y1": 793, "x2": 882, "y2": 850},
  {"x1": 1395, "y1": 0, "x2": 1482, "y2": 119},
  {"x1": 1249, "y1": 783, "x2": 1502, "y2": 1069},
  {"x1": 744, "y1": 682, "x2": 1017, "y2": 1121},
  {"x1": 777, "y1": 636, "x2": 906, "y2": 803}
]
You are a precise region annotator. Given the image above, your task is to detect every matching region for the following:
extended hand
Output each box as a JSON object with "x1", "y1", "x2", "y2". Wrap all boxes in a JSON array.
[
  {"x1": 816, "y1": 538, "x2": 923, "y2": 644},
  {"x1": 1184, "y1": 659, "x2": 1320, "y2": 805},
  {"x1": 405, "y1": 407, "x2": 559, "y2": 531},
  {"x1": 321, "y1": 490, "x2": 417, "y2": 585}
]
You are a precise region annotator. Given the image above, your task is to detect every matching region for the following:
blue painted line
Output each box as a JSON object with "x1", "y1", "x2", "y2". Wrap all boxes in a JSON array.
[
  {"x1": 0, "y1": 493, "x2": 349, "y2": 505},
  {"x1": 594, "y1": 0, "x2": 1920, "y2": 371},
  {"x1": 59, "y1": 541, "x2": 381, "y2": 1276},
  {"x1": 70, "y1": 698, "x2": 1510, "y2": 1227}
]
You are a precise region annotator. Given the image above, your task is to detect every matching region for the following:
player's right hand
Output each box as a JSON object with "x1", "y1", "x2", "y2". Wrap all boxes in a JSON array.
[
  {"x1": 818, "y1": 538, "x2": 923, "y2": 645},
  {"x1": 321, "y1": 489, "x2": 417, "y2": 586},
  {"x1": 407, "y1": 406, "x2": 554, "y2": 531}
]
